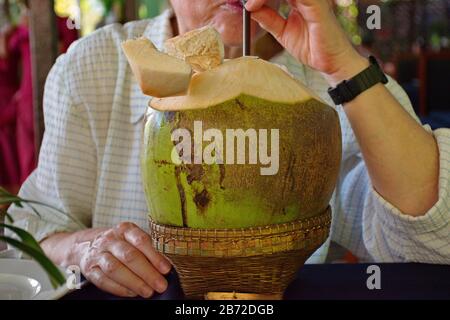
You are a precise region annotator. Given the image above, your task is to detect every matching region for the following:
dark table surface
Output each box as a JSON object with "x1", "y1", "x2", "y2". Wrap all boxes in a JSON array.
[{"x1": 63, "y1": 263, "x2": 450, "y2": 300}]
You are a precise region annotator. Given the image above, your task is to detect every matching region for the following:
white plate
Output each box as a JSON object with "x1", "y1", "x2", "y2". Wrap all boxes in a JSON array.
[
  {"x1": 0, "y1": 257, "x2": 71, "y2": 300},
  {"x1": 0, "y1": 274, "x2": 41, "y2": 300}
]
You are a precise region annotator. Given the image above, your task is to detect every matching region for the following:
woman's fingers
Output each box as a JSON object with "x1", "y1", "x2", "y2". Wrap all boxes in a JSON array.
[
  {"x1": 81, "y1": 223, "x2": 171, "y2": 297},
  {"x1": 80, "y1": 223, "x2": 171, "y2": 297},
  {"x1": 108, "y1": 240, "x2": 168, "y2": 293},
  {"x1": 115, "y1": 222, "x2": 172, "y2": 275},
  {"x1": 97, "y1": 251, "x2": 154, "y2": 298},
  {"x1": 86, "y1": 267, "x2": 137, "y2": 298},
  {"x1": 245, "y1": 0, "x2": 321, "y2": 12},
  {"x1": 250, "y1": 6, "x2": 288, "y2": 42},
  {"x1": 245, "y1": 0, "x2": 267, "y2": 11}
]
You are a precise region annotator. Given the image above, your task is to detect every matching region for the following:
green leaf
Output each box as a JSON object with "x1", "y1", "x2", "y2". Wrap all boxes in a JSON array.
[
  {"x1": 0, "y1": 186, "x2": 12, "y2": 196},
  {"x1": 24, "y1": 200, "x2": 66, "y2": 216},
  {"x1": 0, "y1": 196, "x2": 20, "y2": 204},
  {"x1": 5, "y1": 212, "x2": 14, "y2": 223},
  {"x1": 0, "y1": 186, "x2": 81, "y2": 226},
  {"x1": 23, "y1": 203, "x2": 42, "y2": 219},
  {"x1": 24, "y1": 200, "x2": 84, "y2": 227},
  {"x1": 0, "y1": 235, "x2": 66, "y2": 288},
  {"x1": 0, "y1": 223, "x2": 44, "y2": 254},
  {"x1": 0, "y1": 187, "x2": 19, "y2": 199},
  {"x1": 0, "y1": 187, "x2": 23, "y2": 207},
  {"x1": 0, "y1": 198, "x2": 24, "y2": 208},
  {"x1": 0, "y1": 210, "x2": 15, "y2": 223}
]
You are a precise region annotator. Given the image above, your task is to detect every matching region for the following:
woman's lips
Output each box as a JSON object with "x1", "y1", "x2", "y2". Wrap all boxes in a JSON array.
[{"x1": 223, "y1": 0, "x2": 244, "y2": 12}]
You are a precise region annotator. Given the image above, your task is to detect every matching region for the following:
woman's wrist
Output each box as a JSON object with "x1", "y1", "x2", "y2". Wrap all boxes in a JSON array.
[
  {"x1": 41, "y1": 228, "x2": 107, "y2": 267},
  {"x1": 63, "y1": 228, "x2": 108, "y2": 267},
  {"x1": 41, "y1": 232, "x2": 78, "y2": 266},
  {"x1": 63, "y1": 236, "x2": 91, "y2": 268},
  {"x1": 323, "y1": 52, "x2": 370, "y2": 87}
]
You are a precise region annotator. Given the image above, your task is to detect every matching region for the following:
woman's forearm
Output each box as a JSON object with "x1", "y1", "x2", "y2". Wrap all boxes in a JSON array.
[
  {"x1": 246, "y1": 0, "x2": 440, "y2": 216},
  {"x1": 41, "y1": 228, "x2": 107, "y2": 267},
  {"x1": 326, "y1": 56, "x2": 439, "y2": 217}
]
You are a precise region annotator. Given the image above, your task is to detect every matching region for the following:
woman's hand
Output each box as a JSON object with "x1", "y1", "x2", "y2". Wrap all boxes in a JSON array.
[
  {"x1": 246, "y1": 0, "x2": 368, "y2": 85},
  {"x1": 77, "y1": 222, "x2": 171, "y2": 298}
]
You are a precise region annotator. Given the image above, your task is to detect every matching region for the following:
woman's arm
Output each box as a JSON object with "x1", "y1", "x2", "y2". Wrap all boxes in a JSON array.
[
  {"x1": 246, "y1": 0, "x2": 439, "y2": 216},
  {"x1": 326, "y1": 58, "x2": 439, "y2": 216}
]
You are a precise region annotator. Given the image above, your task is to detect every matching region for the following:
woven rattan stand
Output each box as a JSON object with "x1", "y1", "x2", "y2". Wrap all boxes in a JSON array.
[{"x1": 149, "y1": 206, "x2": 332, "y2": 299}]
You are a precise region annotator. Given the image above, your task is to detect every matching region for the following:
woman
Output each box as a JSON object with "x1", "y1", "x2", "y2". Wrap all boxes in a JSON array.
[{"x1": 9, "y1": 0, "x2": 449, "y2": 298}]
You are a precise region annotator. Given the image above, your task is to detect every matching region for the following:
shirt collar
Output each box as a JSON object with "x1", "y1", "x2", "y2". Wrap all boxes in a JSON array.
[
  {"x1": 142, "y1": 8, "x2": 175, "y2": 50},
  {"x1": 129, "y1": 9, "x2": 174, "y2": 124}
]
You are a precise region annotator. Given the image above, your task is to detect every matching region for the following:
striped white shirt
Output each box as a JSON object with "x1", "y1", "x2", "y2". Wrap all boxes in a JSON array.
[{"x1": 8, "y1": 10, "x2": 450, "y2": 264}]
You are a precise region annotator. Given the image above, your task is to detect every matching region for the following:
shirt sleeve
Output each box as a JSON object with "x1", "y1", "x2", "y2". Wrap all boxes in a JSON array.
[
  {"x1": 7, "y1": 52, "x2": 96, "y2": 242},
  {"x1": 332, "y1": 77, "x2": 450, "y2": 264}
]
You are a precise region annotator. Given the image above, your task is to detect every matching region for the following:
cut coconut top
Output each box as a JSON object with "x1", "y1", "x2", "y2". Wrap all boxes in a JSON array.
[
  {"x1": 164, "y1": 26, "x2": 224, "y2": 72},
  {"x1": 122, "y1": 37, "x2": 192, "y2": 97},
  {"x1": 150, "y1": 56, "x2": 325, "y2": 111},
  {"x1": 123, "y1": 38, "x2": 190, "y2": 73}
]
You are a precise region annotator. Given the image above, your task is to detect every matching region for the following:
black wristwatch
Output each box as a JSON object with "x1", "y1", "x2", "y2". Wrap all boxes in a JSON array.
[{"x1": 327, "y1": 56, "x2": 388, "y2": 105}]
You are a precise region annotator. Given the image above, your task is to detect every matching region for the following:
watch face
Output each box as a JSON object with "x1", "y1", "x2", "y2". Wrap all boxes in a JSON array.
[{"x1": 369, "y1": 55, "x2": 379, "y2": 66}]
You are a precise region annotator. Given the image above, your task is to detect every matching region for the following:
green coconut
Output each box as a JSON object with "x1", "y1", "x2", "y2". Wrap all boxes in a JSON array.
[{"x1": 141, "y1": 56, "x2": 342, "y2": 228}]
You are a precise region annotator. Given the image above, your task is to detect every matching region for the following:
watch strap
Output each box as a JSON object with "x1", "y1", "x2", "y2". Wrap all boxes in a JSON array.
[{"x1": 327, "y1": 56, "x2": 388, "y2": 105}]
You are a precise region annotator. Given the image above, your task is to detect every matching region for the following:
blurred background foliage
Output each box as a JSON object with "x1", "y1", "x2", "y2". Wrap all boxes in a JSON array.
[
  {"x1": 3, "y1": 0, "x2": 167, "y2": 35},
  {"x1": 2, "y1": 0, "x2": 449, "y2": 58},
  {"x1": 3, "y1": 0, "x2": 363, "y2": 39},
  {"x1": 53, "y1": 0, "x2": 167, "y2": 35}
]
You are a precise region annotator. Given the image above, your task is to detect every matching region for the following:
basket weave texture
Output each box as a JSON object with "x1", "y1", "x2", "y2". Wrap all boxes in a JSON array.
[{"x1": 149, "y1": 206, "x2": 331, "y2": 299}]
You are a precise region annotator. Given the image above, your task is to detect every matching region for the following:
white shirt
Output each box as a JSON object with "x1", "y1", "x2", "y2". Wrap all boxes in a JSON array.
[{"x1": 8, "y1": 10, "x2": 450, "y2": 264}]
